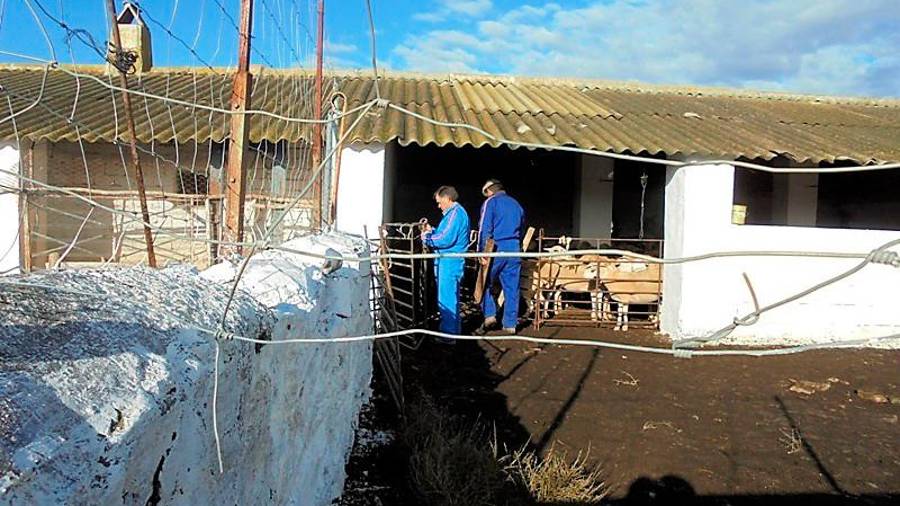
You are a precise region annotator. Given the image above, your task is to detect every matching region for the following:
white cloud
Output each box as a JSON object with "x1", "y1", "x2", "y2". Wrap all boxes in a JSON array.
[
  {"x1": 445, "y1": 0, "x2": 493, "y2": 16},
  {"x1": 392, "y1": 0, "x2": 900, "y2": 97},
  {"x1": 413, "y1": 0, "x2": 493, "y2": 23},
  {"x1": 326, "y1": 42, "x2": 358, "y2": 55},
  {"x1": 393, "y1": 31, "x2": 482, "y2": 73}
]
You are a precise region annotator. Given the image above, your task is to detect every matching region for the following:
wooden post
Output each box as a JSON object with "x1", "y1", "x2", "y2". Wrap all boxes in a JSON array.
[
  {"x1": 223, "y1": 0, "x2": 254, "y2": 250},
  {"x1": 312, "y1": 0, "x2": 325, "y2": 227},
  {"x1": 105, "y1": 0, "x2": 157, "y2": 267},
  {"x1": 474, "y1": 238, "x2": 495, "y2": 304},
  {"x1": 17, "y1": 142, "x2": 32, "y2": 272}
]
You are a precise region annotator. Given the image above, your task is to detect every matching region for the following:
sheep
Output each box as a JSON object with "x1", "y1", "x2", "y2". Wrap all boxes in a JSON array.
[
  {"x1": 584, "y1": 261, "x2": 662, "y2": 331},
  {"x1": 522, "y1": 254, "x2": 615, "y2": 321},
  {"x1": 553, "y1": 255, "x2": 617, "y2": 321},
  {"x1": 520, "y1": 258, "x2": 563, "y2": 318}
]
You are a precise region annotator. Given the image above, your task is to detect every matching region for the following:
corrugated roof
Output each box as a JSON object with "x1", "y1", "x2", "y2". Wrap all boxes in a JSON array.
[{"x1": 0, "y1": 65, "x2": 898, "y2": 164}]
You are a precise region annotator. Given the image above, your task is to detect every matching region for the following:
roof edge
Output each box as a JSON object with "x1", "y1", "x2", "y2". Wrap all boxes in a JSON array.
[{"x1": 1, "y1": 63, "x2": 898, "y2": 108}]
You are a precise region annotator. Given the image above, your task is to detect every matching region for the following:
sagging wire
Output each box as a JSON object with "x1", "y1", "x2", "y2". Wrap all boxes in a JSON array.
[
  {"x1": 5, "y1": 0, "x2": 900, "y2": 468},
  {"x1": 1, "y1": 167, "x2": 896, "y2": 268},
  {"x1": 129, "y1": 1, "x2": 217, "y2": 71},
  {"x1": 0, "y1": 53, "x2": 375, "y2": 126},
  {"x1": 3, "y1": 278, "x2": 898, "y2": 361},
  {"x1": 384, "y1": 102, "x2": 900, "y2": 175},
  {"x1": 364, "y1": 0, "x2": 380, "y2": 100},
  {"x1": 207, "y1": 0, "x2": 276, "y2": 67},
  {"x1": 676, "y1": 237, "x2": 900, "y2": 348},
  {"x1": 210, "y1": 98, "x2": 379, "y2": 473},
  {"x1": 2, "y1": 47, "x2": 899, "y2": 176},
  {"x1": 52, "y1": 207, "x2": 95, "y2": 268},
  {"x1": 22, "y1": 0, "x2": 57, "y2": 62},
  {"x1": 0, "y1": 64, "x2": 50, "y2": 126},
  {"x1": 259, "y1": 0, "x2": 304, "y2": 65}
]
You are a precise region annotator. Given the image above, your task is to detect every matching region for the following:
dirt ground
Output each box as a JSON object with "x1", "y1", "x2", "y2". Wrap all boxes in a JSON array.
[{"x1": 341, "y1": 326, "x2": 900, "y2": 505}]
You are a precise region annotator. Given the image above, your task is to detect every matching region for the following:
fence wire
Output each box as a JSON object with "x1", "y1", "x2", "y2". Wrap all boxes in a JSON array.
[{"x1": 0, "y1": 0, "x2": 898, "y2": 476}]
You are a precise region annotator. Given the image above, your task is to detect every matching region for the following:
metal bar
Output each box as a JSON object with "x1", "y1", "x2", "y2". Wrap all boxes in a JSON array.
[
  {"x1": 388, "y1": 273, "x2": 414, "y2": 283},
  {"x1": 105, "y1": 0, "x2": 156, "y2": 267},
  {"x1": 393, "y1": 298, "x2": 414, "y2": 311},
  {"x1": 311, "y1": 0, "x2": 325, "y2": 227},
  {"x1": 390, "y1": 285, "x2": 414, "y2": 297}
]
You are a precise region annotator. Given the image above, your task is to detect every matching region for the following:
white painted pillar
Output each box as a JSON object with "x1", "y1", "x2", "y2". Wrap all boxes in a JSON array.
[
  {"x1": 0, "y1": 142, "x2": 20, "y2": 274},
  {"x1": 335, "y1": 143, "x2": 386, "y2": 238},
  {"x1": 575, "y1": 156, "x2": 614, "y2": 238},
  {"x1": 661, "y1": 163, "x2": 737, "y2": 339}
]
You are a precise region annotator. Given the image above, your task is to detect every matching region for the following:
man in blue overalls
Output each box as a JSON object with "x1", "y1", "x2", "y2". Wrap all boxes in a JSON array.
[
  {"x1": 422, "y1": 185, "x2": 471, "y2": 338},
  {"x1": 476, "y1": 179, "x2": 525, "y2": 334}
]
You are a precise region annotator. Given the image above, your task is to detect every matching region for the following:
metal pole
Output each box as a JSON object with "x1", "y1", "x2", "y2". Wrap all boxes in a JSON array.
[
  {"x1": 224, "y1": 0, "x2": 254, "y2": 250},
  {"x1": 105, "y1": 0, "x2": 157, "y2": 267},
  {"x1": 312, "y1": 0, "x2": 324, "y2": 226}
]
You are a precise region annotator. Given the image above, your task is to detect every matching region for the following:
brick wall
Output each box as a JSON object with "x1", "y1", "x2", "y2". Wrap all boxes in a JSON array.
[{"x1": 26, "y1": 141, "x2": 317, "y2": 268}]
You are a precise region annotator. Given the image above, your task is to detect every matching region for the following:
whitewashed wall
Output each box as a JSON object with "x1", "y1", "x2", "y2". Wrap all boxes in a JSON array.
[
  {"x1": 662, "y1": 164, "x2": 900, "y2": 345},
  {"x1": 1, "y1": 232, "x2": 373, "y2": 505},
  {"x1": 0, "y1": 142, "x2": 19, "y2": 275},
  {"x1": 336, "y1": 143, "x2": 386, "y2": 239}
]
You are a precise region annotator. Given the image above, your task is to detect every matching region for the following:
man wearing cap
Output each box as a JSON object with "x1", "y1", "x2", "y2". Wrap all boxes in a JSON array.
[
  {"x1": 476, "y1": 179, "x2": 525, "y2": 334},
  {"x1": 422, "y1": 185, "x2": 471, "y2": 337}
]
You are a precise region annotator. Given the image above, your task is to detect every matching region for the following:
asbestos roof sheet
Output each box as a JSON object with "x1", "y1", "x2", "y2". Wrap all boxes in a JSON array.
[{"x1": 1, "y1": 66, "x2": 898, "y2": 164}]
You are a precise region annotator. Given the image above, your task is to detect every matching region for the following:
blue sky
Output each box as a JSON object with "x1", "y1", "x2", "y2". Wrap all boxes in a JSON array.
[{"x1": 1, "y1": 0, "x2": 898, "y2": 97}]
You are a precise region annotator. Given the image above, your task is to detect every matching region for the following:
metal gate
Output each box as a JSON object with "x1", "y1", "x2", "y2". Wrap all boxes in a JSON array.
[
  {"x1": 364, "y1": 221, "x2": 439, "y2": 413},
  {"x1": 377, "y1": 222, "x2": 434, "y2": 329}
]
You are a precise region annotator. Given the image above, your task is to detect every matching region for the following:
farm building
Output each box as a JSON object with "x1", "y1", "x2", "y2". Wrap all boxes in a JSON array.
[{"x1": 1, "y1": 64, "x2": 899, "y2": 344}]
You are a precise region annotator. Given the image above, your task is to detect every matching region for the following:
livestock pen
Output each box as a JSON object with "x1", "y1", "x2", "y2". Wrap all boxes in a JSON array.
[{"x1": 527, "y1": 232, "x2": 663, "y2": 331}]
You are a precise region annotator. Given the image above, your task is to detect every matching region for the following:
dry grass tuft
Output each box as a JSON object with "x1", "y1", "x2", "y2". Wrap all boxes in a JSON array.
[
  {"x1": 402, "y1": 394, "x2": 607, "y2": 505},
  {"x1": 779, "y1": 428, "x2": 803, "y2": 455},
  {"x1": 403, "y1": 396, "x2": 506, "y2": 506},
  {"x1": 503, "y1": 445, "x2": 607, "y2": 504}
]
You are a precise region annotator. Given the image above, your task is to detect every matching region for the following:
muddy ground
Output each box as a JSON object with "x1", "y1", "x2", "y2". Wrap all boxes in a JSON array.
[{"x1": 340, "y1": 326, "x2": 900, "y2": 505}]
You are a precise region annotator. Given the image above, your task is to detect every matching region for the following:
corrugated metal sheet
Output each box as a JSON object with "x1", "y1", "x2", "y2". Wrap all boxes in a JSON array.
[{"x1": 0, "y1": 66, "x2": 898, "y2": 164}]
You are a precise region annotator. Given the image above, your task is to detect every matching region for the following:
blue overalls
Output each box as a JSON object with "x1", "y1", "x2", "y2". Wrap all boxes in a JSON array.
[
  {"x1": 478, "y1": 192, "x2": 525, "y2": 329},
  {"x1": 423, "y1": 202, "x2": 471, "y2": 334}
]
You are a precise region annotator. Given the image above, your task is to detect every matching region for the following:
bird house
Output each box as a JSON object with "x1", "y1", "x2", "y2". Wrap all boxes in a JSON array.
[{"x1": 109, "y1": 2, "x2": 152, "y2": 74}]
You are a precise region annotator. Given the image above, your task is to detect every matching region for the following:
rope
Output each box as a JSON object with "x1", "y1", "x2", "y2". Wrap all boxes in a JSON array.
[
  {"x1": 675, "y1": 238, "x2": 900, "y2": 348},
  {"x1": 868, "y1": 249, "x2": 900, "y2": 267}
]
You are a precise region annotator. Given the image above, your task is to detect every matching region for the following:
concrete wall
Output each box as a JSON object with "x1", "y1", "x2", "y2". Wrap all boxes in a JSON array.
[
  {"x1": 0, "y1": 142, "x2": 19, "y2": 274},
  {"x1": 335, "y1": 143, "x2": 386, "y2": 237},
  {"x1": 662, "y1": 163, "x2": 900, "y2": 345},
  {"x1": 1, "y1": 232, "x2": 373, "y2": 505},
  {"x1": 574, "y1": 155, "x2": 614, "y2": 238}
]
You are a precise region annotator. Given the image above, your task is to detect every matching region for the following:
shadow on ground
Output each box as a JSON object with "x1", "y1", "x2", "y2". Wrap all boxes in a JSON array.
[{"x1": 341, "y1": 315, "x2": 900, "y2": 505}]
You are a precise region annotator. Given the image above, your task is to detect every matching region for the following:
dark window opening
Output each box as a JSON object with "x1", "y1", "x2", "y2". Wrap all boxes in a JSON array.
[
  {"x1": 817, "y1": 169, "x2": 900, "y2": 231},
  {"x1": 733, "y1": 166, "x2": 900, "y2": 231}
]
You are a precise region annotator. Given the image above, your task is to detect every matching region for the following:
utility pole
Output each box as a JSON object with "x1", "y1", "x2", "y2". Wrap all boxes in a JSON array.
[
  {"x1": 223, "y1": 0, "x2": 254, "y2": 251},
  {"x1": 312, "y1": 0, "x2": 325, "y2": 226},
  {"x1": 105, "y1": 0, "x2": 157, "y2": 267}
]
